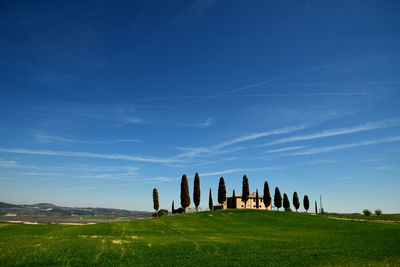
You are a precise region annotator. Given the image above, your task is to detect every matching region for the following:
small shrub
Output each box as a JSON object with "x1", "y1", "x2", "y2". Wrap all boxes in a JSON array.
[
  {"x1": 375, "y1": 209, "x2": 382, "y2": 216},
  {"x1": 174, "y1": 207, "x2": 185, "y2": 214},
  {"x1": 152, "y1": 209, "x2": 168, "y2": 217},
  {"x1": 284, "y1": 207, "x2": 292, "y2": 212},
  {"x1": 363, "y1": 209, "x2": 371, "y2": 216}
]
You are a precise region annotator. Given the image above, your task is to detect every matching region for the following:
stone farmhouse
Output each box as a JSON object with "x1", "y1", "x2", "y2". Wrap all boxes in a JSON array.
[{"x1": 213, "y1": 192, "x2": 272, "y2": 210}]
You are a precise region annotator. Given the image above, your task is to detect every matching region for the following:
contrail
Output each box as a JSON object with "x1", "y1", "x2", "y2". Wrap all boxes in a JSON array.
[
  {"x1": 140, "y1": 60, "x2": 342, "y2": 121},
  {"x1": 205, "y1": 61, "x2": 340, "y2": 99}
]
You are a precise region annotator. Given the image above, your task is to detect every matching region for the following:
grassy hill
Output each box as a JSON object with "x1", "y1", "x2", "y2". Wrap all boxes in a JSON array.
[{"x1": 0, "y1": 209, "x2": 399, "y2": 266}]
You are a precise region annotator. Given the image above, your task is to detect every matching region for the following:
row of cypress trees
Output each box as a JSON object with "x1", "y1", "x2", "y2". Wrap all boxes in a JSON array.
[
  {"x1": 273, "y1": 187, "x2": 310, "y2": 212},
  {"x1": 154, "y1": 173, "x2": 313, "y2": 214}
]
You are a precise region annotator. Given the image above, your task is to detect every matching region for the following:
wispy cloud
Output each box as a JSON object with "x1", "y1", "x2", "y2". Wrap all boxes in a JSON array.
[
  {"x1": 0, "y1": 148, "x2": 178, "y2": 163},
  {"x1": 176, "y1": 146, "x2": 244, "y2": 159},
  {"x1": 164, "y1": 156, "x2": 239, "y2": 169},
  {"x1": 175, "y1": 124, "x2": 310, "y2": 159},
  {"x1": 145, "y1": 177, "x2": 177, "y2": 182},
  {"x1": 264, "y1": 118, "x2": 400, "y2": 146},
  {"x1": 199, "y1": 159, "x2": 338, "y2": 178},
  {"x1": 186, "y1": 117, "x2": 215, "y2": 128},
  {"x1": 200, "y1": 166, "x2": 288, "y2": 177},
  {"x1": 115, "y1": 139, "x2": 141, "y2": 143},
  {"x1": 59, "y1": 187, "x2": 96, "y2": 192},
  {"x1": 200, "y1": 168, "x2": 245, "y2": 177},
  {"x1": 339, "y1": 176, "x2": 356, "y2": 180},
  {"x1": 35, "y1": 132, "x2": 78, "y2": 143},
  {"x1": 0, "y1": 158, "x2": 42, "y2": 169},
  {"x1": 199, "y1": 117, "x2": 214, "y2": 128},
  {"x1": 117, "y1": 117, "x2": 143, "y2": 127},
  {"x1": 10, "y1": 169, "x2": 140, "y2": 181},
  {"x1": 7, "y1": 162, "x2": 142, "y2": 182},
  {"x1": 364, "y1": 158, "x2": 385, "y2": 162},
  {"x1": 0, "y1": 158, "x2": 17, "y2": 167},
  {"x1": 372, "y1": 165, "x2": 399, "y2": 170},
  {"x1": 291, "y1": 136, "x2": 400, "y2": 156},
  {"x1": 34, "y1": 131, "x2": 141, "y2": 144},
  {"x1": 305, "y1": 159, "x2": 337, "y2": 165},
  {"x1": 266, "y1": 146, "x2": 306, "y2": 153},
  {"x1": 34, "y1": 164, "x2": 140, "y2": 174},
  {"x1": 173, "y1": 0, "x2": 221, "y2": 25},
  {"x1": 39, "y1": 103, "x2": 145, "y2": 126},
  {"x1": 118, "y1": 176, "x2": 180, "y2": 186}
]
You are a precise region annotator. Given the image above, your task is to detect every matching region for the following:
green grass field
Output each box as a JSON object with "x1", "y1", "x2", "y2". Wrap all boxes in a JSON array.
[{"x1": 0, "y1": 209, "x2": 399, "y2": 266}]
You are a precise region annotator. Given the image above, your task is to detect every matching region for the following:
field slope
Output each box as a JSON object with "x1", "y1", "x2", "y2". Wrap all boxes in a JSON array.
[{"x1": 0, "y1": 209, "x2": 399, "y2": 266}]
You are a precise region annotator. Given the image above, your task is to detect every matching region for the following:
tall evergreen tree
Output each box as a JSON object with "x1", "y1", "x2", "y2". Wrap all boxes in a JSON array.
[
  {"x1": 180, "y1": 174, "x2": 190, "y2": 211},
  {"x1": 256, "y1": 189, "x2": 259, "y2": 209},
  {"x1": 293, "y1": 192, "x2": 300, "y2": 212},
  {"x1": 172, "y1": 200, "x2": 175, "y2": 214},
  {"x1": 232, "y1": 189, "x2": 236, "y2": 208},
  {"x1": 218, "y1": 177, "x2": 226, "y2": 204},
  {"x1": 242, "y1": 175, "x2": 250, "y2": 208},
  {"x1": 274, "y1": 187, "x2": 282, "y2": 211},
  {"x1": 153, "y1": 188, "x2": 159, "y2": 217},
  {"x1": 263, "y1": 181, "x2": 271, "y2": 210},
  {"x1": 283, "y1": 193, "x2": 290, "y2": 210},
  {"x1": 303, "y1": 195, "x2": 310, "y2": 212},
  {"x1": 209, "y1": 188, "x2": 213, "y2": 211},
  {"x1": 315, "y1": 201, "x2": 318, "y2": 214},
  {"x1": 193, "y1": 173, "x2": 201, "y2": 211}
]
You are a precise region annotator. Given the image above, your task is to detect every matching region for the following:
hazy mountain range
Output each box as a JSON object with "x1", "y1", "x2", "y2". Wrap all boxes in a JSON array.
[{"x1": 0, "y1": 202, "x2": 151, "y2": 218}]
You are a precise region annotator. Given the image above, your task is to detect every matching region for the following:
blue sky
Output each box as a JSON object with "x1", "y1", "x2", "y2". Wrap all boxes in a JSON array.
[{"x1": 0, "y1": 0, "x2": 399, "y2": 212}]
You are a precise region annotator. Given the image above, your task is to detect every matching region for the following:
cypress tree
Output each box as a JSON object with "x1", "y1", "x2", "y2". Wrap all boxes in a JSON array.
[
  {"x1": 274, "y1": 187, "x2": 282, "y2": 211},
  {"x1": 180, "y1": 174, "x2": 190, "y2": 211},
  {"x1": 209, "y1": 188, "x2": 213, "y2": 211},
  {"x1": 283, "y1": 193, "x2": 290, "y2": 211},
  {"x1": 153, "y1": 188, "x2": 159, "y2": 217},
  {"x1": 256, "y1": 189, "x2": 259, "y2": 209},
  {"x1": 232, "y1": 189, "x2": 236, "y2": 208},
  {"x1": 303, "y1": 195, "x2": 310, "y2": 212},
  {"x1": 193, "y1": 173, "x2": 200, "y2": 211},
  {"x1": 315, "y1": 201, "x2": 318, "y2": 214},
  {"x1": 242, "y1": 175, "x2": 250, "y2": 208},
  {"x1": 172, "y1": 200, "x2": 175, "y2": 214},
  {"x1": 293, "y1": 192, "x2": 300, "y2": 212},
  {"x1": 263, "y1": 181, "x2": 271, "y2": 210},
  {"x1": 218, "y1": 177, "x2": 226, "y2": 204}
]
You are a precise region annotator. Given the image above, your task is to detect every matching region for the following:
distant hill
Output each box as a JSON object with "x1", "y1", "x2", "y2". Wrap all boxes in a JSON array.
[{"x1": 0, "y1": 201, "x2": 152, "y2": 218}]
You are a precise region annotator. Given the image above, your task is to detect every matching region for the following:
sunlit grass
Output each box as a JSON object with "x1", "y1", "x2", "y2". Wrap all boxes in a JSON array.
[{"x1": 0, "y1": 209, "x2": 399, "y2": 266}]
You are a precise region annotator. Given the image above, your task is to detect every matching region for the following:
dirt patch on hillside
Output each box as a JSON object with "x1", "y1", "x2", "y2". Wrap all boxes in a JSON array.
[
  {"x1": 60, "y1": 222, "x2": 96, "y2": 225},
  {"x1": 4, "y1": 221, "x2": 39, "y2": 224},
  {"x1": 0, "y1": 215, "x2": 147, "y2": 225},
  {"x1": 112, "y1": 240, "x2": 130, "y2": 245}
]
